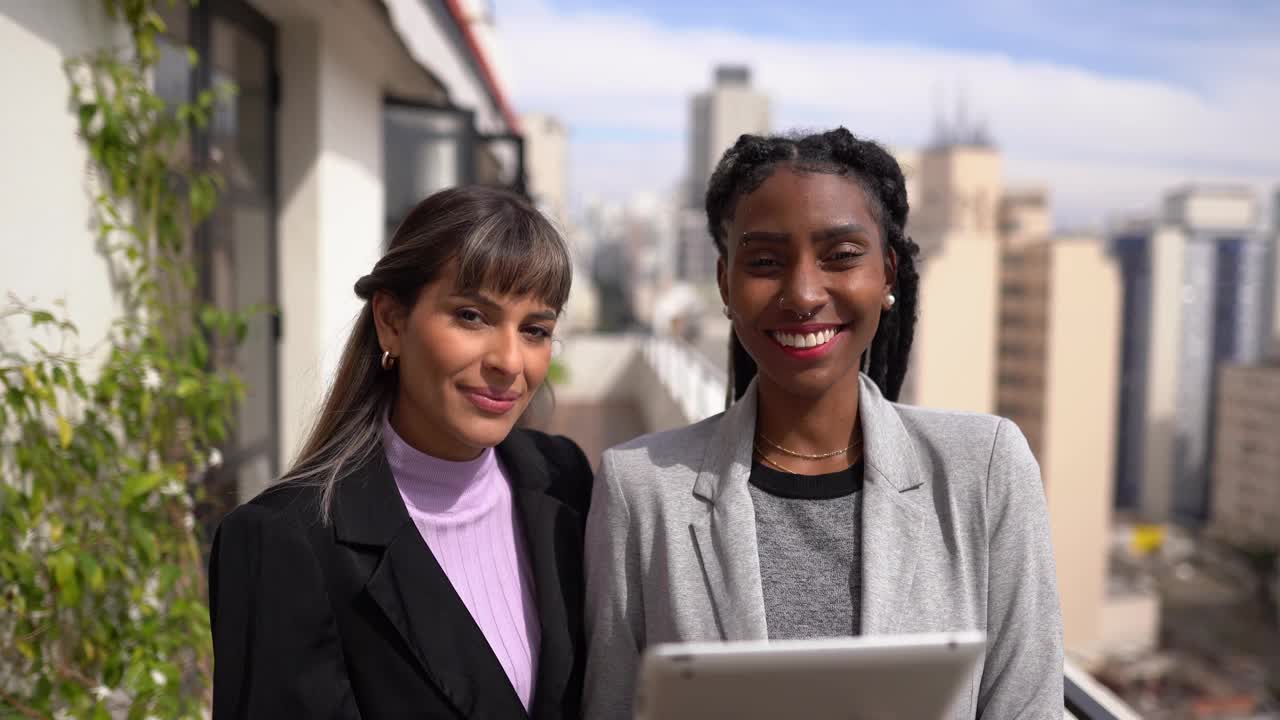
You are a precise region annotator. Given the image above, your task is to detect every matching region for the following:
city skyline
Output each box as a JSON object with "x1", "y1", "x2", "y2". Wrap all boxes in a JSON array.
[{"x1": 496, "y1": 0, "x2": 1278, "y2": 230}]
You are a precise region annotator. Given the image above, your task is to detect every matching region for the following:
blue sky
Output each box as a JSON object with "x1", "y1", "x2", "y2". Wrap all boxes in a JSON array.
[
  {"x1": 542, "y1": 0, "x2": 1262, "y2": 81},
  {"x1": 496, "y1": 0, "x2": 1279, "y2": 227}
]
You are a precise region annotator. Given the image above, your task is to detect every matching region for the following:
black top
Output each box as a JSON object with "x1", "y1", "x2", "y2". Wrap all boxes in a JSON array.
[
  {"x1": 207, "y1": 429, "x2": 593, "y2": 720},
  {"x1": 749, "y1": 460, "x2": 865, "y2": 499}
]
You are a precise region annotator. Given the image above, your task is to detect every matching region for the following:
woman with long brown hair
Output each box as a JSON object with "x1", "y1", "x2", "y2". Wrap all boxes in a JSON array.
[{"x1": 208, "y1": 186, "x2": 592, "y2": 719}]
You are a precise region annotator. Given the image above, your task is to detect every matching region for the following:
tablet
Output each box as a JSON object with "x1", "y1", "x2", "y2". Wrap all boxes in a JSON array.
[{"x1": 634, "y1": 631, "x2": 986, "y2": 720}]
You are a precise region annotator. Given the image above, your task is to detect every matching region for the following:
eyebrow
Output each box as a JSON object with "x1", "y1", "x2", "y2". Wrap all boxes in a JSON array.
[
  {"x1": 740, "y1": 223, "x2": 870, "y2": 246},
  {"x1": 453, "y1": 290, "x2": 558, "y2": 322}
]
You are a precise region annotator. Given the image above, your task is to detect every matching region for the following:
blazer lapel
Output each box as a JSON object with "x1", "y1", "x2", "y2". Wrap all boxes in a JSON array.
[
  {"x1": 333, "y1": 449, "x2": 527, "y2": 719},
  {"x1": 497, "y1": 431, "x2": 580, "y2": 720},
  {"x1": 689, "y1": 381, "x2": 769, "y2": 641},
  {"x1": 856, "y1": 374, "x2": 930, "y2": 636}
]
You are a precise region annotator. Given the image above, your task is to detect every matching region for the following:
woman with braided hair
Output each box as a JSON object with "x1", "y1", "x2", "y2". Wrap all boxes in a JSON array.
[{"x1": 583, "y1": 128, "x2": 1062, "y2": 718}]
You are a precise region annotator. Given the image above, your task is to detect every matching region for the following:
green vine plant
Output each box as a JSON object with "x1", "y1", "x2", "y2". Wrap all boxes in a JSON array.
[{"x1": 0, "y1": 1, "x2": 255, "y2": 717}]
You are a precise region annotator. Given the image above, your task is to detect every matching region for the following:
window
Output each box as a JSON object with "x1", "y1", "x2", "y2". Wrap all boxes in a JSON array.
[
  {"x1": 160, "y1": 0, "x2": 281, "y2": 526},
  {"x1": 383, "y1": 99, "x2": 528, "y2": 239}
]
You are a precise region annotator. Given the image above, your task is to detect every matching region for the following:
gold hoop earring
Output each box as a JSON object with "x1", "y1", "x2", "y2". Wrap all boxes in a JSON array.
[{"x1": 381, "y1": 350, "x2": 396, "y2": 370}]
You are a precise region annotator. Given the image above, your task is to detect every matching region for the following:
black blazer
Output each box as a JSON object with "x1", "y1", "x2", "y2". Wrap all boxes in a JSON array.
[{"x1": 208, "y1": 429, "x2": 593, "y2": 719}]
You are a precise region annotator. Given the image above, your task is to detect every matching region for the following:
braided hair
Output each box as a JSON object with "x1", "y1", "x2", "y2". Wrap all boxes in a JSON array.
[{"x1": 705, "y1": 127, "x2": 920, "y2": 403}]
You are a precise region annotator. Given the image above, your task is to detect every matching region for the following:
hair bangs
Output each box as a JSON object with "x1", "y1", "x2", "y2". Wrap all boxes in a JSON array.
[{"x1": 454, "y1": 207, "x2": 572, "y2": 312}]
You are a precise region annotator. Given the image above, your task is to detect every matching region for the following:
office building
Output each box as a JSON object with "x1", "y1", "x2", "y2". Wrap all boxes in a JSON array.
[
  {"x1": 677, "y1": 65, "x2": 769, "y2": 286},
  {"x1": 687, "y1": 65, "x2": 770, "y2": 210},
  {"x1": 1209, "y1": 363, "x2": 1280, "y2": 549},
  {"x1": 522, "y1": 112, "x2": 569, "y2": 227},
  {"x1": 904, "y1": 140, "x2": 1002, "y2": 413},
  {"x1": 1111, "y1": 186, "x2": 1268, "y2": 524},
  {"x1": 994, "y1": 187, "x2": 1124, "y2": 656}
]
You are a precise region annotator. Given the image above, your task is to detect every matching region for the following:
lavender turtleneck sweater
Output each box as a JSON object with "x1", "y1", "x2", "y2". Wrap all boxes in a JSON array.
[{"x1": 382, "y1": 419, "x2": 540, "y2": 709}]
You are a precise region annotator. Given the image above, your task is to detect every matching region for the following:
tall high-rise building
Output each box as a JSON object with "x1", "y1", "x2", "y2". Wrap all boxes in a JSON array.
[
  {"x1": 678, "y1": 66, "x2": 770, "y2": 287},
  {"x1": 904, "y1": 140, "x2": 1002, "y2": 413},
  {"x1": 994, "y1": 187, "x2": 1124, "y2": 656},
  {"x1": 1110, "y1": 186, "x2": 1268, "y2": 525},
  {"x1": 522, "y1": 113, "x2": 569, "y2": 229},
  {"x1": 687, "y1": 65, "x2": 770, "y2": 210},
  {"x1": 1208, "y1": 363, "x2": 1280, "y2": 550}
]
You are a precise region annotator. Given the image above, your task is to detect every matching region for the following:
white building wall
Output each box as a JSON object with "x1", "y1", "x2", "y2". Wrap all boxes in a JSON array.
[
  {"x1": 274, "y1": 17, "x2": 393, "y2": 467},
  {"x1": 381, "y1": 0, "x2": 507, "y2": 134},
  {"x1": 317, "y1": 34, "x2": 385, "y2": 384},
  {"x1": 0, "y1": 2, "x2": 124, "y2": 359},
  {"x1": 1164, "y1": 187, "x2": 1259, "y2": 231},
  {"x1": 274, "y1": 19, "x2": 325, "y2": 466}
]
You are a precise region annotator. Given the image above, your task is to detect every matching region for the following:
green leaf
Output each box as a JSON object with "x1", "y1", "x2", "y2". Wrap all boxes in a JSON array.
[
  {"x1": 29, "y1": 310, "x2": 57, "y2": 328},
  {"x1": 81, "y1": 554, "x2": 105, "y2": 593},
  {"x1": 49, "y1": 550, "x2": 76, "y2": 588},
  {"x1": 135, "y1": 527, "x2": 159, "y2": 565},
  {"x1": 192, "y1": 334, "x2": 209, "y2": 366},
  {"x1": 122, "y1": 472, "x2": 163, "y2": 506},
  {"x1": 77, "y1": 102, "x2": 97, "y2": 130},
  {"x1": 175, "y1": 378, "x2": 201, "y2": 398},
  {"x1": 57, "y1": 415, "x2": 73, "y2": 449}
]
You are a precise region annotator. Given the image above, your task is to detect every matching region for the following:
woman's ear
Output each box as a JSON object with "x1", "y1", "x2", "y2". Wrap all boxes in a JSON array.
[
  {"x1": 883, "y1": 246, "x2": 899, "y2": 301},
  {"x1": 372, "y1": 291, "x2": 407, "y2": 356},
  {"x1": 716, "y1": 252, "x2": 730, "y2": 313}
]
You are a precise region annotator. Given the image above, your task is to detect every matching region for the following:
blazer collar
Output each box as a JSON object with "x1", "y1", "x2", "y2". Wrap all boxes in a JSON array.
[
  {"x1": 331, "y1": 431, "x2": 578, "y2": 719},
  {"x1": 331, "y1": 449, "x2": 410, "y2": 547},
  {"x1": 689, "y1": 373, "x2": 930, "y2": 638},
  {"x1": 497, "y1": 430, "x2": 579, "y2": 719}
]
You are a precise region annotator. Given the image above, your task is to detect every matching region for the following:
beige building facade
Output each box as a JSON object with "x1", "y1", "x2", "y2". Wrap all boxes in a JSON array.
[
  {"x1": 522, "y1": 112, "x2": 569, "y2": 227},
  {"x1": 998, "y1": 232, "x2": 1124, "y2": 659},
  {"x1": 1208, "y1": 364, "x2": 1280, "y2": 550},
  {"x1": 905, "y1": 143, "x2": 1002, "y2": 413}
]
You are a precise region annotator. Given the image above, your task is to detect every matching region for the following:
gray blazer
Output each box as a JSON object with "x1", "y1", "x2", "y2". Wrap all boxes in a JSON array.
[{"x1": 584, "y1": 374, "x2": 1063, "y2": 719}]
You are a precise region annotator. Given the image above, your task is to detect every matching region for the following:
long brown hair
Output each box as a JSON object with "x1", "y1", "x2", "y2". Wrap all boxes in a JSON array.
[{"x1": 282, "y1": 186, "x2": 572, "y2": 522}]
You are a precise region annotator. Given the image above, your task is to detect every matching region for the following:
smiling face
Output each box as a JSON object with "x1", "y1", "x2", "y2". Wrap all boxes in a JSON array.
[
  {"x1": 373, "y1": 268, "x2": 558, "y2": 461},
  {"x1": 718, "y1": 166, "x2": 896, "y2": 401}
]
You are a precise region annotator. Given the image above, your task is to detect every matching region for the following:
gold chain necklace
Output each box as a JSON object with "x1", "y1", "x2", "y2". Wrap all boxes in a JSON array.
[
  {"x1": 752, "y1": 441, "x2": 800, "y2": 474},
  {"x1": 757, "y1": 431, "x2": 862, "y2": 460}
]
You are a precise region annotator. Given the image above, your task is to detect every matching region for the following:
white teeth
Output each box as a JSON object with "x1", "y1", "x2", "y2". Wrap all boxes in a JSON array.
[{"x1": 772, "y1": 328, "x2": 839, "y2": 348}]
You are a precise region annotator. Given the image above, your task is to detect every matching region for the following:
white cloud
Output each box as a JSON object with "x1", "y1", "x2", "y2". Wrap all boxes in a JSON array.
[{"x1": 497, "y1": 0, "x2": 1278, "y2": 228}]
